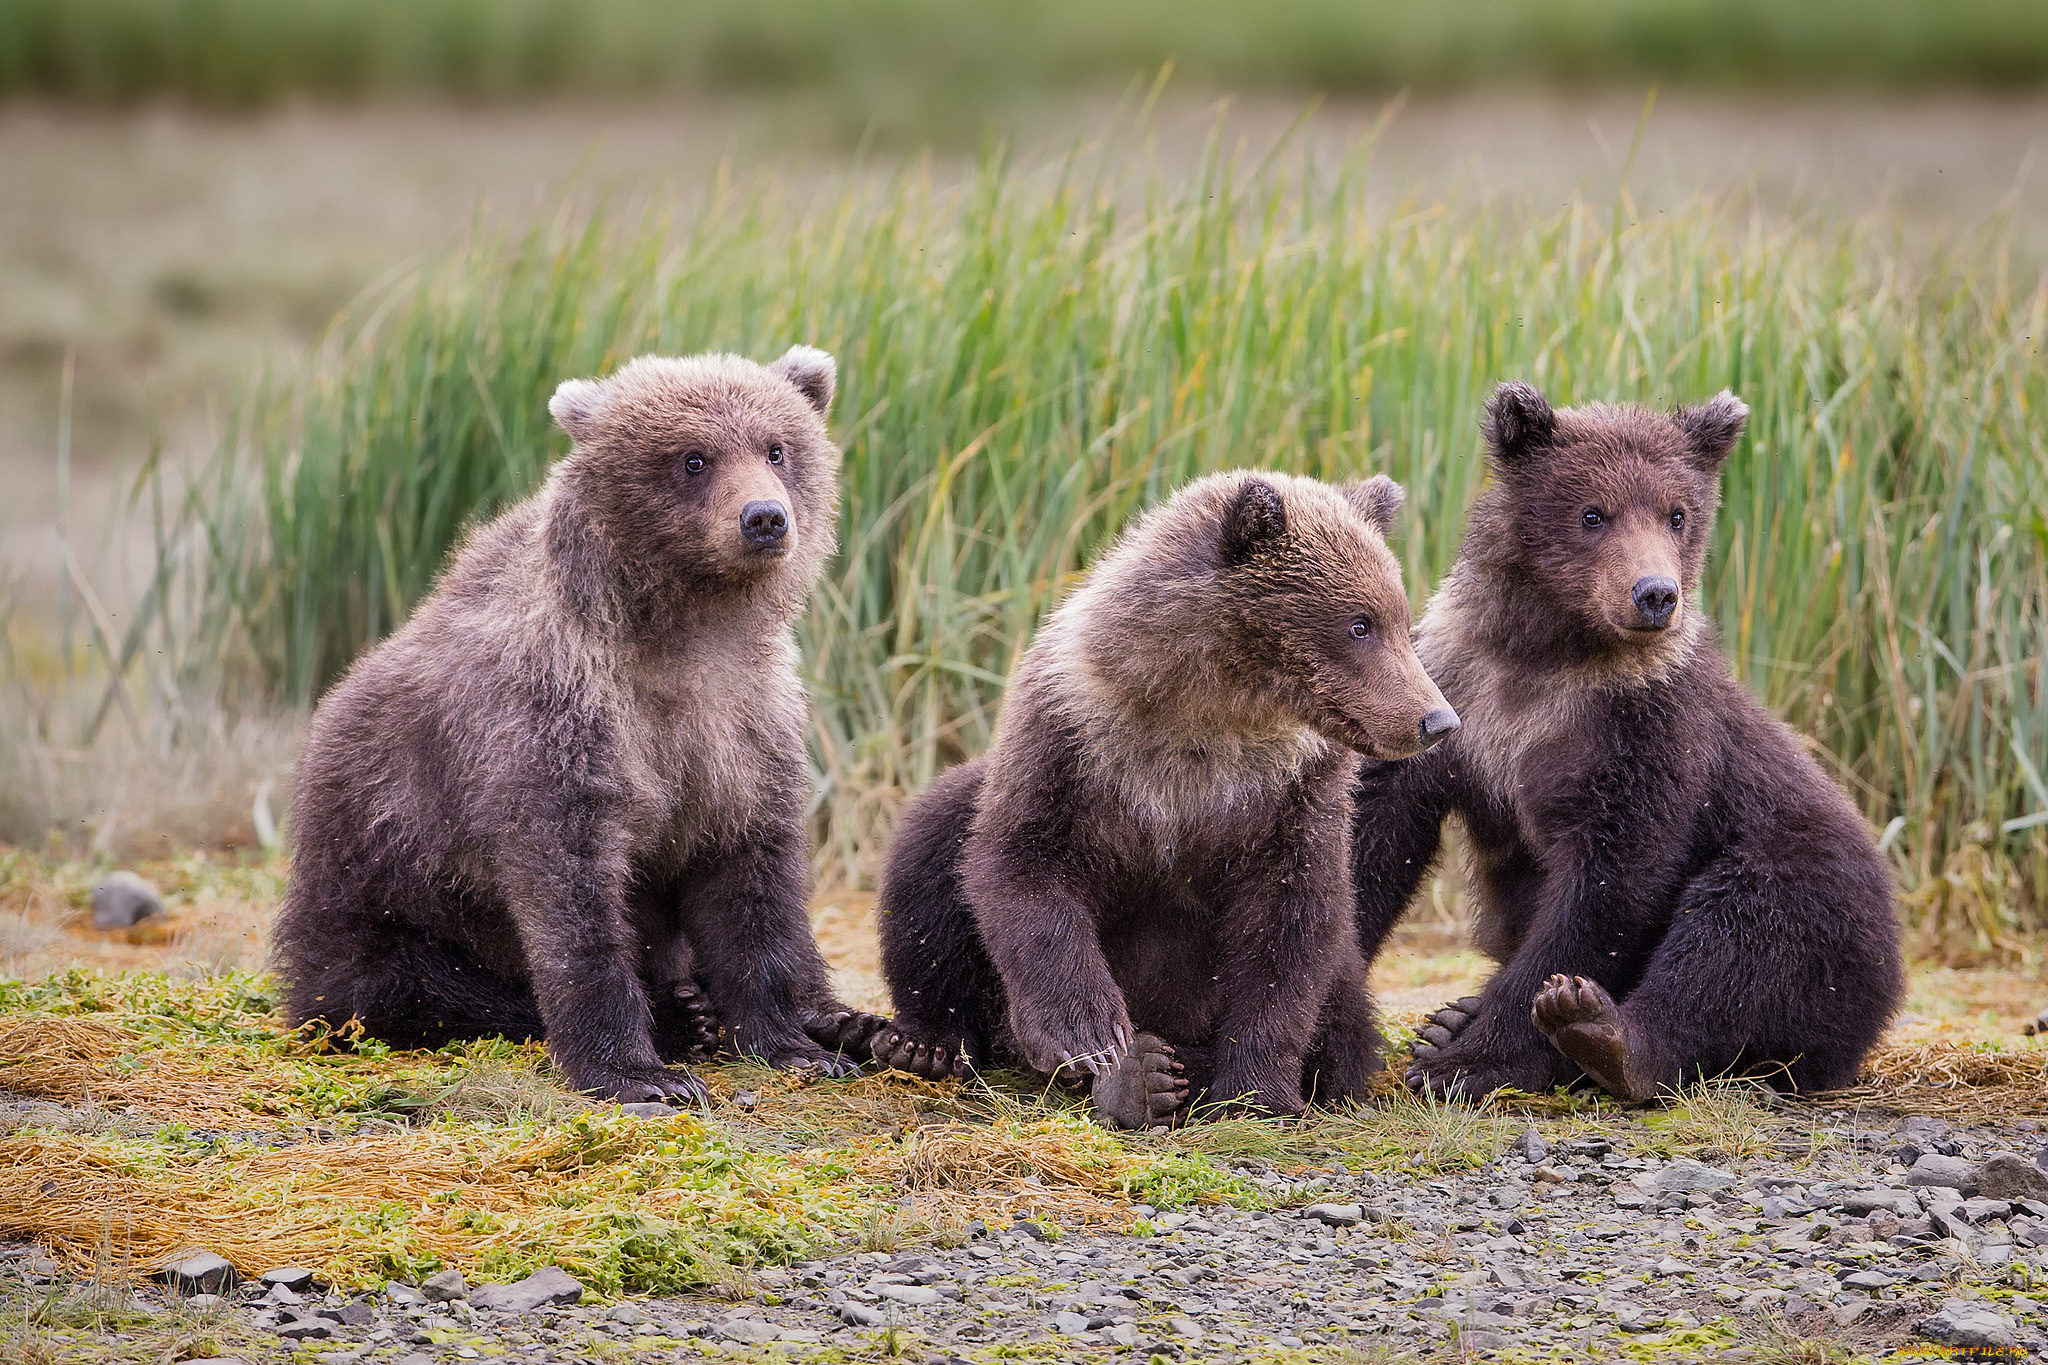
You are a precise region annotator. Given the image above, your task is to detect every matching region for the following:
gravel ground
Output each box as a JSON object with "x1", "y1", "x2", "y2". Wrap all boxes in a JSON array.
[{"x1": 8, "y1": 1104, "x2": 2048, "y2": 1363}]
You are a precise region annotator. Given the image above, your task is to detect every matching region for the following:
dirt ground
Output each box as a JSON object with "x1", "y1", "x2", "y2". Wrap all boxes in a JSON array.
[{"x1": 6, "y1": 89, "x2": 2048, "y2": 624}]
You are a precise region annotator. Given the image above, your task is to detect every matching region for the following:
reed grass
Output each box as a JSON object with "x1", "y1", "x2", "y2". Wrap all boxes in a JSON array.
[
  {"x1": 5, "y1": 0, "x2": 2046, "y2": 110},
  {"x1": 189, "y1": 133, "x2": 2048, "y2": 947}
]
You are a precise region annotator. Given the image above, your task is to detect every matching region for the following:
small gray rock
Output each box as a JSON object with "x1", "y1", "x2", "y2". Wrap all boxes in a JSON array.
[
  {"x1": 1906, "y1": 1154, "x2": 1979, "y2": 1194},
  {"x1": 276, "y1": 1313, "x2": 333, "y2": 1340},
  {"x1": 838, "y1": 1302, "x2": 886, "y2": 1327},
  {"x1": 421, "y1": 1268, "x2": 468, "y2": 1301},
  {"x1": 1918, "y1": 1299, "x2": 2017, "y2": 1349},
  {"x1": 619, "y1": 1102, "x2": 678, "y2": 1119},
  {"x1": 383, "y1": 1283, "x2": 426, "y2": 1306},
  {"x1": 720, "y1": 1319, "x2": 782, "y2": 1344},
  {"x1": 317, "y1": 1302, "x2": 373, "y2": 1326},
  {"x1": 1054, "y1": 1310, "x2": 1091, "y2": 1336},
  {"x1": 1512, "y1": 1128, "x2": 1549, "y2": 1163},
  {"x1": 1302, "y1": 1203, "x2": 1363, "y2": 1227},
  {"x1": 259, "y1": 1266, "x2": 319, "y2": 1291},
  {"x1": 468, "y1": 1266, "x2": 582, "y2": 1313},
  {"x1": 1638, "y1": 1158, "x2": 1735, "y2": 1198},
  {"x1": 1168, "y1": 1316, "x2": 1204, "y2": 1341},
  {"x1": 1974, "y1": 1152, "x2": 2048, "y2": 1202},
  {"x1": 154, "y1": 1250, "x2": 237, "y2": 1296},
  {"x1": 1834, "y1": 1188, "x2": 1915, "y2": 1217},
  {"x1": 874, "y1": 1283, "x2": 942, "y2": 1306},
  {"x1": 93, "y1": 870, "x2": 163, "y2": 929},
  {"x1": 1841, "y1": 1271, "x2": 1896, "y2": 1291}
]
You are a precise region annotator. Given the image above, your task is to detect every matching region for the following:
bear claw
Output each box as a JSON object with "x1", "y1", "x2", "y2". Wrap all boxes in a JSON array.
[
  {"x1": 1090, "y1": 1033, "x2": 1188, "y2": 1130},
  {"x1": 1410, "y1": 994, "x2": 1483, "y2": 1054}
]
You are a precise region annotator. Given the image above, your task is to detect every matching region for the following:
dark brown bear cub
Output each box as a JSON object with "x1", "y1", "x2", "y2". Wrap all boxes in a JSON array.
[
  {"x1": 812, "y1": 471, "x2": 1458, "y2": 1126},
  {"x1": 276, "y1": 347, "x2": 857, "y2": 1104},
  {"x1": 1352, "y1": 383, "x2": 1903, "y2": 1101}
]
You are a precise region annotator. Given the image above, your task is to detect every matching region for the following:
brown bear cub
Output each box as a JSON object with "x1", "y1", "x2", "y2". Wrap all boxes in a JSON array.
[
  {"x1": 275, "y1": 347, "x2": 859, "y2": 1104},
  {"x1": 810, "y1": 471, "x2": 1459, "y2": 1126},
  {"x1": 1352, "y1": 383, "x2": 1903, "y2": 1101}
]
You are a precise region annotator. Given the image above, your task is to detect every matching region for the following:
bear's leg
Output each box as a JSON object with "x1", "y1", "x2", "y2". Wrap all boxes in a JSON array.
[
  {"x1": 631, "y1": 894, "x2": 721, "y2": 1065},
  {"x1": 1302, "y1": 972, "x2": 1386, "y2": 1109},
  {"x1": 821, "y1": 761, "x2": 1005, "y2": 1081},
  {"x1": 1534, "y1": 844, "x2": 1901, "y2": 1099},
  {"x1": 674, "y1": 820, "x2": 859, "y2": 1078},
  {"x1": 288, "y1": 918, "x2": 547, "y2": 1051}
]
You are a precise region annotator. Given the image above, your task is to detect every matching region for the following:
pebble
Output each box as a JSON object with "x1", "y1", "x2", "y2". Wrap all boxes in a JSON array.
[
  {"x1": 1918, "y1": 1298, "x2": 2019, "y2": 1349},
  {"x1": 420, "y1": 1268, "x2": 469, "y2": 1301},
  {"x1": 874, "y1": 1282, "x2": 943, "y2": 1306},
  {"x1": 154, "y1": 1250, "x2": 237, "y2": 1295},
  {"x1": 258, "y1": 1266, "x2": 320, "y2": 1291},
  {"x1": 619, "y1": 1102, "x2": 678, "y2": 1119},
  {"x1": 1975, "y1": 1151, "x2": 2048, "y2": 1201},
  {"x1": 1301, "y1": 1202, "x2": 1363, "y2": 1227},
  {"x1": 1906, "y1": 1153, "x2": 1980, "y2": 1193},
  {"x1": 92, "y1": 870, "x2": 163, "y2": 929},
  {"x1": 468, "y1": 1266, "x2": 582, "y2": 1313}
]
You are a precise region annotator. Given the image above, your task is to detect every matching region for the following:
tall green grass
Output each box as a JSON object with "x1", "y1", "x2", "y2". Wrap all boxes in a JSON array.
[
  {"x1": 5, "y1": 0, "x2": 2048, "y2": 108},
  {"x1": 197, "y1": 138, "x2": 2048, "y2": 948}
]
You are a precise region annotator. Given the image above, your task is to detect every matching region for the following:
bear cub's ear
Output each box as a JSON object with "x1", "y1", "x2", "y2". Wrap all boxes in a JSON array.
[
  {"x1": 1344, "y1": 474, "x2": 1404, "y2": 536},
  {"x1": 770, "y1": 345, "x2": 837, "y2": 416},
  {"x1": 1482, "y1": 381, "x2": 1556, "y2": 463},
  {"x1": 549, "y1": 377, "x2": 606, "y2": 445},
  {"x1": 1674, "y1": 389, "x2": 1749, "y2": 473},
  {"x1": 1221, "y1": 477, "x2": 1288, "y2": 566}
]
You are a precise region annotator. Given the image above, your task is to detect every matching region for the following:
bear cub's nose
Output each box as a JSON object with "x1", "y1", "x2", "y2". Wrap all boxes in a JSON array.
[
  {"x1": 741, "y1": 499, "x2": 789, "y2": 548},
  {"x1": 1417, "y1": 706, "x2": 1461, "y2": 749},
  {"x1": 1631, "y1": 575, "x2": 1679, "y2": 629}
]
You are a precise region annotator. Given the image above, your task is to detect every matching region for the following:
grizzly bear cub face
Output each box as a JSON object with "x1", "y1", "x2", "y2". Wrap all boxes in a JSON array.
[
  {"x1": 1473, "y1": 381, "x2": 1748, "y2": 664},
  {"x1": 1209, "y1": 474, "x2": 1458, "y2": 759},
  {"x1": 549, "y1": 348, "x2": 840, "y2": 604}
]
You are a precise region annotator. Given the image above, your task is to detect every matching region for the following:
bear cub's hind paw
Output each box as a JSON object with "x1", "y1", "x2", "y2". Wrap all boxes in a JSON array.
[
  {"x1": 1409, "y1": 994, "x2": 1482, "y2": 1058},
  {"x1": 1532, "y1": 974, "x2": 1644, "y2": 1101},
  {"x1": 1090, "y1": 1033, "x2": 1189, "y2": 1131},
  {"x1": 806, "y1": 1009, "x2": 967, "y2": 1080}
]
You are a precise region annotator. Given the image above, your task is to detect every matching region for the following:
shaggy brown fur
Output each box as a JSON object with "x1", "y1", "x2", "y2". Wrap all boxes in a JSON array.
[
  {"x1": 275, "y1": 347, "x2": 857, "y2": 1103},
  {"x1": 1351, "y1": 383, "x2": 1904, "y2": 1100},
  {"x1": 813, "y1": 472, "x2": 1457, "y2": 1125}
]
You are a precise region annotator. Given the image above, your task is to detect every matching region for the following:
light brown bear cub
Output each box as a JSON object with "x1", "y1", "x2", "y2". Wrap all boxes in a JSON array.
[
  {"x1": 276, "y1": 347, "x2": 858, "y2": 1103},
  {"x1": 813, "y1": 471, "x2": 1458, "y2": 1126}
]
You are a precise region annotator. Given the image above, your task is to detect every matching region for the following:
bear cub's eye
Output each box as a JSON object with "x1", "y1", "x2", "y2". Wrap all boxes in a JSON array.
[
  {"x1": 684, "y1": 452, "x2": 706, "y2": 474},
  {"x1": 1669, "y1": 509, "x2": 1685, "y2": 531},
  {"x1": 1582, "y1": 508, "x2": 1605, "y2": 528},
  {"x1": 768, "y1": 442, "x2": 785, "y2": 465},
  {"x1": 1350, "y1": 618, "x2": 1372, "y2": 639}
]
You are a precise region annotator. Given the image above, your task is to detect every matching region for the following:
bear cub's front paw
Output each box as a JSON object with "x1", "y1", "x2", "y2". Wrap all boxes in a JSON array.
[
  {"x1": 1009, "y1": 996, "x2": 1133, "y2": 1082},
  {"x1": 572, "y1": 1062, "x2": 711, "y2": 1108}
]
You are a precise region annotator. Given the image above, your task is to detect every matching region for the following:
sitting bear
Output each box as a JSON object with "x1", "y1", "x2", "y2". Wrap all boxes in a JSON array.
[
  {"x1": 811, "y1": 471, "x2": 1459, "y2": 1126},
  {"x1": 275, "y1": 347, "x2": 859, "y2": 1103},
  {"x1": 1351, "y1": 382, "x2": 1903, "y2": 1100}
]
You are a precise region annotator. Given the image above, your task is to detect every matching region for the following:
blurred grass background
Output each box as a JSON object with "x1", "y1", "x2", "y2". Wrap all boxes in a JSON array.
[
  {"x1": 3, "y1": 2, "x2": 2046, "y2": 969},
  {"x1": 6, "y1": 0, "x2": 2048, "y2": 110},
  {"x1": 104, "y1": 137, "x2": 2032, "y2": 954}
]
